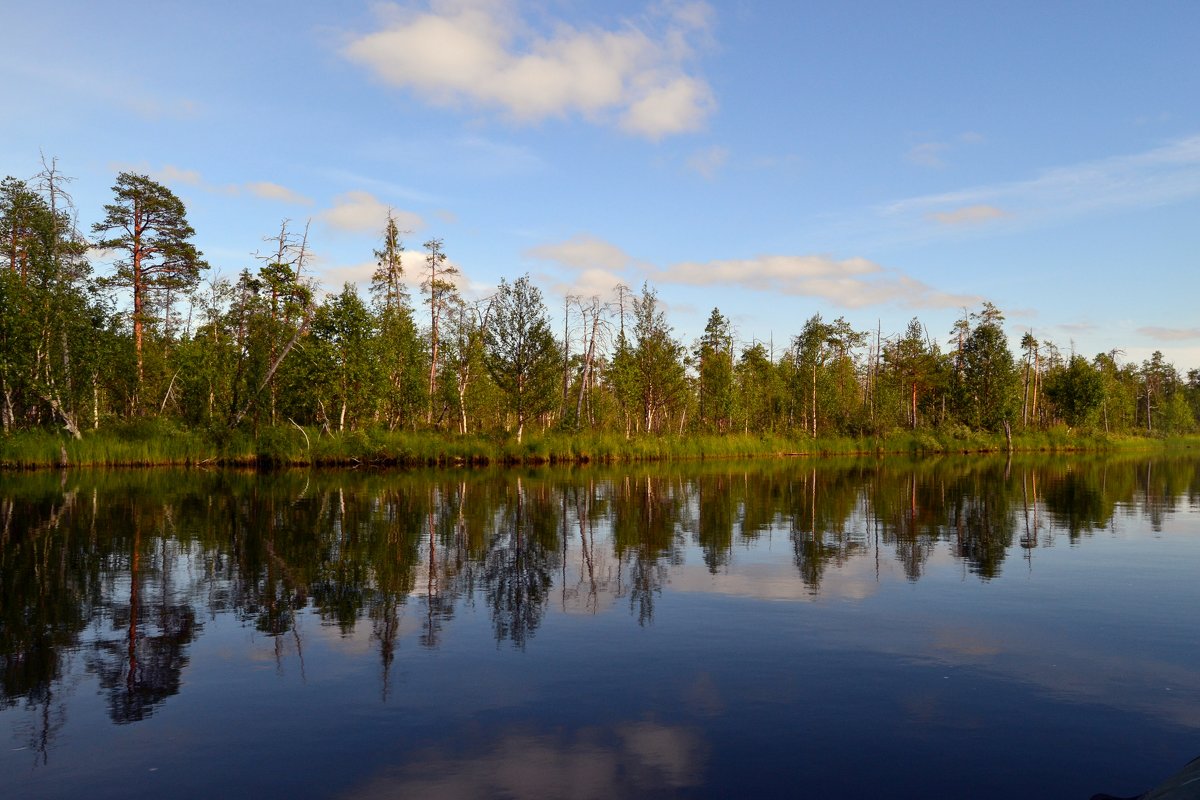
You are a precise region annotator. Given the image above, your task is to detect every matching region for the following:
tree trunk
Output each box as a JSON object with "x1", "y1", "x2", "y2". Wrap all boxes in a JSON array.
[
  {"x1": 1031, "y1": 348, "x2": 1039, "y2": 427},
  {"x1": 811, "y1": 363, "x2": 817, "y2": 438},
  {"x1": 1021, "y1": 359, "x2": 1030, "y2": 426}
]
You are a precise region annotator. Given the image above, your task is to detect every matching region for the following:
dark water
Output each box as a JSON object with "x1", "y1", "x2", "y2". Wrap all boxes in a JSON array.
[{"x1": 2, "y1": 455, "x2": 1199, "y2": 799}]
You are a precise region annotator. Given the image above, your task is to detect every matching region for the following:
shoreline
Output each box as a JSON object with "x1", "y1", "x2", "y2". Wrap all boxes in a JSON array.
[{"x1": 3, "y1": 426, "x2": 1196, "y2": 470}]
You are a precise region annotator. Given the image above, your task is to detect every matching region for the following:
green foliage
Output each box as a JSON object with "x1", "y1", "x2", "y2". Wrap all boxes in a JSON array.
[
  {"x1": 957, "y1": 304, "x2": 1019, "y2": 431},
  {"x1": 629, "y1": 284, "x2": 687, "y2": 434},
  {"x1": 484, "y1": 275, "x2": 560, "y2": 442},
  {"x1": 1044, "y1": 355, "x2": 1104, "y2": 427},
  {"x1": 3, "y1": 160, "x2": 1198, "y2": 459},
  {"x1": 696, "y1": 308, "x2": 735, "y2": 432},
  {"x1": 308, "y1": 284, "x2": 380, "y2": 431},
  {"x1": 91, "y1": 172, "x2": 207, "y2": 406}
]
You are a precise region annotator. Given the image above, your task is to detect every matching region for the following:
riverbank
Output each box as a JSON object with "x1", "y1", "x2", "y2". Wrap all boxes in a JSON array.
[{"x1": 3, "y1": 421, "x2": 1197, "y2": 469}]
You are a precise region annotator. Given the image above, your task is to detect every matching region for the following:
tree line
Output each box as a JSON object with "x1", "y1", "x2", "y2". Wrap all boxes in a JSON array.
[{"x1": 3, "y1": 163, "x2": 1198, "y2": 443}]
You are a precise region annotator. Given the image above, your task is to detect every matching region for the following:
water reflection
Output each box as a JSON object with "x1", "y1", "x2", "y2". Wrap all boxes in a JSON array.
[
  {"x1": 344, "y1": 722, "x2": 706, "y2": 800},
  {"x1": 1, "y1": 454, "x2": 1198, "y2": 761}
]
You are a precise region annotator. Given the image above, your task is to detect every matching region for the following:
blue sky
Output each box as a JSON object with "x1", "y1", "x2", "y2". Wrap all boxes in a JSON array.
[{"x1": 3, "y1": 0, "x2": 1198, "y2": 370}]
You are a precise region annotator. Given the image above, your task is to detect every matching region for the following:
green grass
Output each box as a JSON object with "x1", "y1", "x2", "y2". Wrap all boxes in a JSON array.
[{"x1": 3, "y1": 422, "x2": 1197, "y2": 470}]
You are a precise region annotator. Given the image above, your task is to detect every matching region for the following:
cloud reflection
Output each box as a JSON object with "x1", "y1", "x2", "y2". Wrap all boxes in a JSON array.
[{"x1": 342, "y1": 722, "x2": 705, "y2": 800}]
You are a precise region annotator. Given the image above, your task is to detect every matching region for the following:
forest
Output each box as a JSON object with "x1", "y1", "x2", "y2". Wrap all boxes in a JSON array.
[{"x1": 3, "y1": 162, "x2": 1199, "y2": 463}]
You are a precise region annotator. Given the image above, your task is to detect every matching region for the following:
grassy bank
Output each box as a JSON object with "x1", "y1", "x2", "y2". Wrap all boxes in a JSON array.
[{"x1": 3, "y1": 420, "x2": 1198, "y2": 469}]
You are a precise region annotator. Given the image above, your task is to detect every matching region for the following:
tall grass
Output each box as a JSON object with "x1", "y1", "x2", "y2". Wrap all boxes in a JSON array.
[{"x1": 3, "y1": 422, "x2": 1196, "y2": 470}]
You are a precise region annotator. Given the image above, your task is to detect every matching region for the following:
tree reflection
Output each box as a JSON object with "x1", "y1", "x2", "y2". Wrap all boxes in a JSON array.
[
  {"x1": 85, "y1": 513, "x2": 199, "y2": 725},
  {"x1": 788, "y1": 465, "x2": 869, "y2": 592},
  {"x1": 3, "y1": 454, "x2": 1199, "y2": 746},
  {"x1": 611, "y1": 473, "x2": 686, "y2": 625},
  {"x1": 481, "y1": 477, "x2": 559, "y2": 648},
  {"x1": 0, "y1": 482, "x2": 93, "y2": 762}
]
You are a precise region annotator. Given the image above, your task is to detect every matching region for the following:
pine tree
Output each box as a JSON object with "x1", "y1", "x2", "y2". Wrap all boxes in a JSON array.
[{"x1": 92, "y1": 173, "x2": 207, "y2": 409}]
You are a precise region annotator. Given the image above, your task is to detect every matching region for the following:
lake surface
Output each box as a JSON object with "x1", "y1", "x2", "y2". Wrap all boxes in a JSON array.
[{"x1": 2, "y1": 454, "x2": 1199, "y2": 799}]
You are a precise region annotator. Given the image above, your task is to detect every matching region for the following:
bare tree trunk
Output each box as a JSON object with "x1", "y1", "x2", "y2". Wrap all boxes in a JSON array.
[
  {"x1": 1031, "y1": 347, "x2": 1040, "y2": 427},
  {"x1": 229, "y1": 224, "x2": 313, "y2": 430},
  {"x1": 1021, "y1": 358, "x2": 1030, "y2": 426},
  {"x1": 575, "y1": 299, "x2": 601, "y2": 428}
]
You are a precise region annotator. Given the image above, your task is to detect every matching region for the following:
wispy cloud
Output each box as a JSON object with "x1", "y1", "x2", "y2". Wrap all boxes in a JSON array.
[
  {"x1": 1138, "y1": 326, "x2": 1200, "y2": 342},
  {"x1": 659, "y1": 255, "x2": 980, "y2": 309},
  {"x1": 885, "y1": 134, "x2": 1200, "y2": 230},
  {"x1": 8, "y1": 60, "x2": 200, "y2": 121},
  {"x1": 245, "y1": 182, "x2": 314, "y2": 206},
  {"x1": 317, "y1": 168, "x2": 444, "y2": 206},
  {"x1": 157, "y1": 165, "x2": 206, "y2": 186},
  {"x1": 906, "y1": 132, "x2": 984, "y2": 168},
  {"x1": 927, "y1": 204, "x2": 1011, "y2": 226},
  {"x1": 343, "y1": 0, "x2": 717, "y2": 139},
  {"x1": 907, "y1": 142, "x2": 949, "y2": 168},
  {"x1": 528, "y1": 233, "x2": 979, "y2": 310},
  {"x1": 686, "y1": 145, "x2": 728, "y2": 179},
  {"x1": 120, "y1": 163, "x2": 314, "y2": 206}
]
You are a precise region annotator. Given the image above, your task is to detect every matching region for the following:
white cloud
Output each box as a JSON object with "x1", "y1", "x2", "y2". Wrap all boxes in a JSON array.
[
  {"x1": 157, "y1": 164, "x2": 205, "y2": 186},
  {"x1": 130, "y1": 164, "x2": 314, "y2": 207},
  {"x1": 528, "y1": 234, "x2": 979, "y2": 310},
  {"x1": 620, "y1": 75, "x2": 714, "y2": 139},
  {"x1": 1138, "y1": 326, "x2": 1200, "y2": 342},
  {"x1": 318, "y1": 190, "x2": 424, "y2": 234},
  {"x1": 526, "y1": 234, "x2": 635, "y2": 272},
  {"x1": 245, "y1": 181, "x2": 314, "y2": 206},
  {"x1": 658, "y1": 255, "x2": 979, "y2": 309},
  {"x1": 927, "y1": 204, "x2": 1011, "y2": 226},
  {"x1": 685, "y1": 144, "x2": 728, "y2": 179},
  {"x1": 343, "y1": 0, "x2": 717, "y2": 139},
  {"x1": 319, "y1": 247, "x2": 475, "y2": 300},
  {"x1": 319, "y1": 260, "x2": 378, "y2": 291},
  {"x1": 542, "y1": 266, "x2": 630, "y2": 301}
]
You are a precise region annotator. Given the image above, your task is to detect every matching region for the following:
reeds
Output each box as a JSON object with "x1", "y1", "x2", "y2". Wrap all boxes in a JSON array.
[{"x1": 3, "y1": 422, "x2": 1195, "y2": 470}]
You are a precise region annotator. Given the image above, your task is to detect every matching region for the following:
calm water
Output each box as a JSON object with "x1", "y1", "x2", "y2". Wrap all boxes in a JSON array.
[{"x1": 2, "y1": 455, "x2": 1199, "y2": 799}]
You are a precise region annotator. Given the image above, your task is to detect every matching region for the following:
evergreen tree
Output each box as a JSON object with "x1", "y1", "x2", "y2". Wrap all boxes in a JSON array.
[
  {"x1": 695, "y1": 308, "x2": 734, "y2": 433},
  {"x1": 92, "y1": 173, "x2": 207, "y2": 409},
  {"x1": 885, "y1": 318, "x2": 939, "y2": 430},
  {"x1": 370, "y1": 213, "x2": 426, "y2": 430}
]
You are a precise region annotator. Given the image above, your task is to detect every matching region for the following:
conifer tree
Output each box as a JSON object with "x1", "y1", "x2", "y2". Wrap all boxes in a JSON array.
[{"x1": 92, "y1": 173, "x2": 207, "y2": 408}]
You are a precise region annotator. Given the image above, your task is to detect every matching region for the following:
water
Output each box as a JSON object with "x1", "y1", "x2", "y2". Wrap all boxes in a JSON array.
[{"x1": 2, "y1": 455, "x2": 1198, "y2": 798}]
